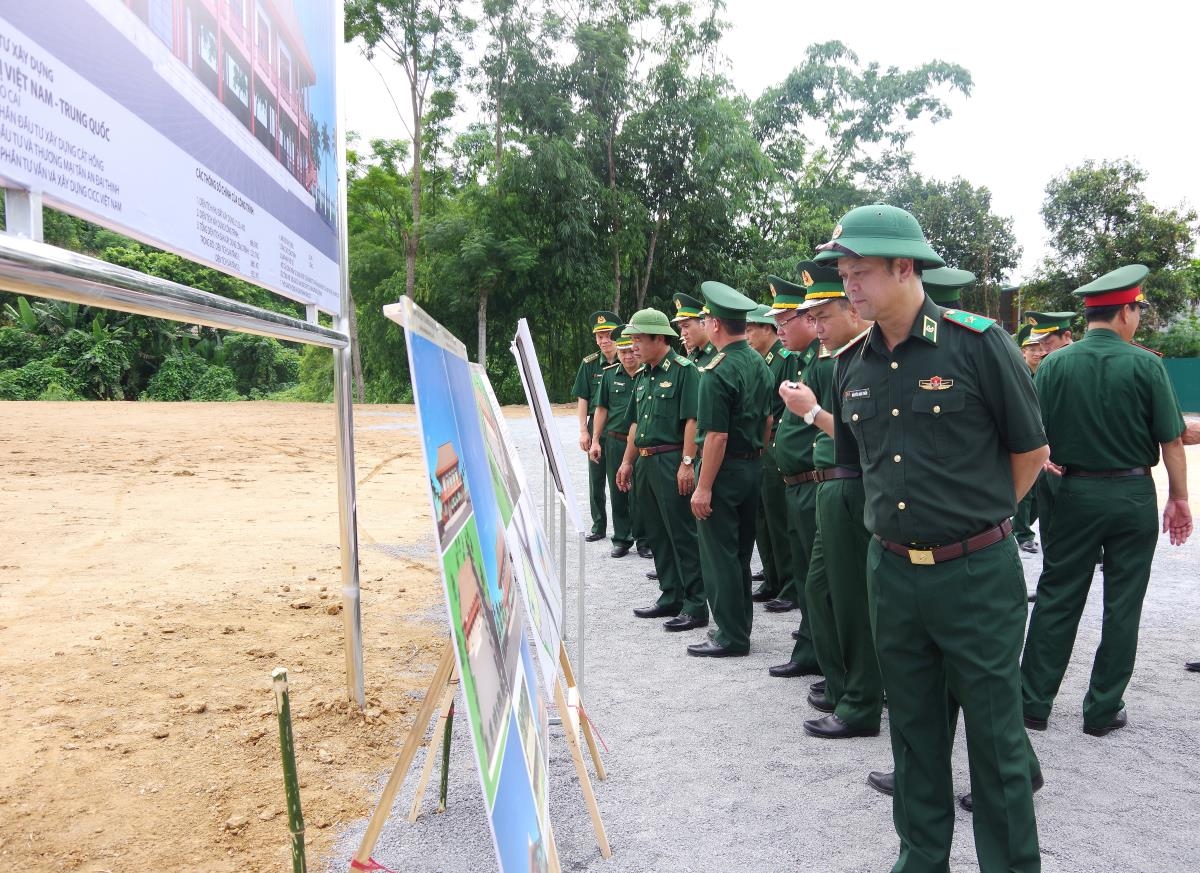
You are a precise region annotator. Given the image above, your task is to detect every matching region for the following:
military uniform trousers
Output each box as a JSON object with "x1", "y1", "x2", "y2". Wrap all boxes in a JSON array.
[
  {"x1": 867, "y1": 535, "x2": 1039, "y2": 873},
  {"x1": 603, "y1": 434, "x2": 646, "y2": 549},
  {"x1": 782, "y1": 481, "x2": 820, "y2": 669},
  {"x1": 1033, "y1": 471, "x2": 1061, "y2": 551},
  {"x1": 753, "y1": 445, "x2": 798, "y2": 601},
  {"x1": 697, "y1": 456, "x2": 762, "y2": 652},
  {"x1": 802, "y1": 507, "x2": 845, "y2": 697},
  {"x1": 817, "y1": 477, "x2": 882, "y2": 731},
  {"x1": 1021, "y1": 475, "x2": 1158, "y2": 730},
  {"x1": 634, "y1": 450, "x2": 707, "y2": 619},
  {"x1": 1013, "y1": 484, "x2": 1039, "y2": 544},
  {"x1": 587, "y1": 416, "x2": 607, "y2": 536}
]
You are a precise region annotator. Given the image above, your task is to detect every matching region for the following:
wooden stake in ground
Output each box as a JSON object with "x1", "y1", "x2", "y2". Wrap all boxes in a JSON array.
[
  {"x1": 556, "y1": 643, "x2": 611, "y2": 857},
  {"x1": 272, "y1": 667, "x2": 307, "y2": 873}
]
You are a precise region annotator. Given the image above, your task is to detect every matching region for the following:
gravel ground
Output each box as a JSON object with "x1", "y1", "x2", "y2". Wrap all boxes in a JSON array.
[{"x1": 329, "y1": 410, "x2": 1200, "y2": 873}]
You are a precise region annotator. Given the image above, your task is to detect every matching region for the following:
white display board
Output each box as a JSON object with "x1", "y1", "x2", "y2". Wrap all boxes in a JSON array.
[{"x1": 0, "y1": 0, "x2": 341, "y2": 314}]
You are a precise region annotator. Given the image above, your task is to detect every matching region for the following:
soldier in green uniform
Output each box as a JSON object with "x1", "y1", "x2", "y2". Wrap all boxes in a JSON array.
[
  {"x1": 616, "y1": 309, "x2": 709, "y2": 631},
  {"x1": 816, "y1": 204, "x2": 1047, "y2": 873},
  {"x1": 686, "y1": 282, "x2": 773, "y2": 657},
  {"x1": 763, "y1": 275, "x2": 825, "y2": 677},
  {"x1": 672, "y1": 292, "x2": 718, "y2": 367},
  {"x1": 779, "y1": 265, "x2": 883, "y2": 738},
  {"x1": 1021, "y1": 265, "x2": 1192, "y2": 738},
  {"x1": 745, "y1": 303, "x2": 799, "y2": 620},
  {"x1": 1012, "y1": 324, "x2": 1046, "y2": 555},
  {"x1": 590, "y1": 325, "x2": 651, "y2": 559},
  {"x1": 573, "y1": 310, "x2": 620, "y2": 542}
]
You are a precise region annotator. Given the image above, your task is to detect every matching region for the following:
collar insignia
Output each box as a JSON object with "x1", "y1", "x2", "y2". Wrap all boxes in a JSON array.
[{"x1": 922, "y1": 316, "x2": 938, "y2": 342}]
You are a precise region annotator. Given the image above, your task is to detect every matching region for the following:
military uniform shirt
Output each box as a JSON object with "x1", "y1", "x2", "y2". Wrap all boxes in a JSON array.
[
  {"x1": 689, "y1": 342, "x2": 718, "y2": 369},
  {"x1": 772, "y1": 338, "x2": 823, "y2": 475},
  {"x1": 632, "y1": 353, "x2": 699, "y2": 446},
  {"x1": 696, "y1": 340, "x2": 773, "y2": 454},
  {"x1": 572, "y1": 352, "x2": 611, "y2": 413},
  {"x1": 763, "y1": 340, "x2": 791, "y2": 431},
  {"x1": 596, "y1": 363, "x2": 640, "y2": 434},
  {"x1": 1035, "y1": 327, "x2": 1184, "y2": 469},
  {"x1": 804, "y1": 349, "x2": 840, "y2": 470},
  {"x1": 832, "y1": 296, "x2": 1046, "y2": 544}
]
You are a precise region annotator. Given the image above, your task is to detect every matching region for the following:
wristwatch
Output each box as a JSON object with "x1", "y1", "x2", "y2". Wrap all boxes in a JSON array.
[
  {"x1": 681, "y1": 455, "x2": 694, "y2": 466},
  {"x1": 803, "y1": 404, "x2": 822, "y2": 426}
]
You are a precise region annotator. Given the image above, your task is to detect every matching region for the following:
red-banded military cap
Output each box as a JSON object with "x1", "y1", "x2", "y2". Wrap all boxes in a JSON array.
[{"x1": 1072, "y1": 264, "x2": 1150, "y2": 307}]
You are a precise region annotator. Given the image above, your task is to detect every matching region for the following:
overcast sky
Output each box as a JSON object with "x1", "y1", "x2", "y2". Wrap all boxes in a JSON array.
[{"x1": 338, "y1": 0, "x2": 1199, "y2": 282}]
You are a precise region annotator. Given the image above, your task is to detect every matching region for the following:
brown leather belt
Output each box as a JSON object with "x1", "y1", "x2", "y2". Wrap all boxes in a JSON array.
[
  {"x1": 782, "y1": 466, "x2": 861, "y2": 486},
  {"x1": 637, "y1": 443, "x2": 683, "y2": 457},
  {"x1": 874, "y1": 519, "x2": 1013, "y2": 566},
  {"x1": 1063, "y1": 466, "x2": 1151, "y2": 478},
  {"x1": 604, "y1": 430, "x2": 628, "y2": 441}
]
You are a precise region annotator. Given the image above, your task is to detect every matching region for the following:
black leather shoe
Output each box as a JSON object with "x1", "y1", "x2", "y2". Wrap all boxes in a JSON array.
[
  {"x1": 867, "y1": 770, "x2": 894, "y2": 796},
  {"x1": 810, "y1": 679, "x2": 826, "y2": 694},
  {"x1": 1018, "y1": 539, "x2": 1039, "y2": 554},
  {"x1": 646, "y1": 571, "x2": 658, "y2": 580},
  {"x1": 960, "y1": 771, "x2": 1043, "y2": 812},
  {"x1": 610, "y1": 543, "x2": 631, "y2": 558},
  {"x1": 804, "y1": 714, "x2": 880, "y2": 739},
  {"x1": 1186, "y1": 660, "x2": 1200, "y2": 673},
  {"x1": 751, "y1": 570, "x2": 766, "y2": 582},
  {"x1": 791, "y1": 629, "x2": 800, "y2": 640},
  {"x1": 664, "y1": 613, "x2": 708, "y2": 632},
  {"x1": 633, "y1": 604, "x2": 680, "y2": 619},
  {"x1": 637, "y1": 544, "x2": 653, "y2": 559},
  {"x1": 585, "y1": 532, "x2": 605, "y2": 542},
  {"x1": 767, "y1": 661, "x2": 811, "y2": 678},
  {"x1": 764, "y1": 598, "x2": 797, "y2": 613},
  {"x1": 1023, "y1": 714, "x2": 1048, "y2": 731},
  {"x1": 751, "y1": 584, "x2": 776, "y2": 603},
  {"x1": 1083, "y1": 708, "x2": 1128, "y2": 737},
  {"x1": 687, "y1": 641, "x2": 748, "y2": 658},
  {"x1": 807, "y1": 690, "x2": 835, "y2": 713}
]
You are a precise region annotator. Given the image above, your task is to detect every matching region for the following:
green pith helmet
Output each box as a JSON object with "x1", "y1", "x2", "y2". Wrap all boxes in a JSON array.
[
  {"x1": 611, "y1": 324, "x2": 632, "y2": 347},
  {"x1": 625, "y1": 308, "x2": 678, "y2": 337},
  {"x1": 746, "y1": 303, "x2": 777, "y2": 325},
  {"x1": 922, "y1": 266, "x2": 976, "y2": 306},
  {"x1": 814, "y1": 204, "x2": 946, "y2": 269},
  {"x1": 700, "y1": 281, "x2": 759, "y2": 319},
  {"x1": 590, "y1": 310, "x2": 620, "y2": 333},
  {"x1": 1022, "y1": 311, "x2": 1075, "y2": 337},
  {"x1": 671, "y1": 293, "x2": 706, "y2": 323},
  {"x1": 765, "y1": 274, "x2": 808, "y2": 315},
  {"x1": 1073, "y1": 264, "x2": 1151, "y2": 306},
  {"x1": 796, "y1": 261, "x2": 847, "y2": 311}
]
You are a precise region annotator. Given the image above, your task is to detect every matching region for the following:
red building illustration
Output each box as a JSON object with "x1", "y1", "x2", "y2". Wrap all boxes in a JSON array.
[
  {"x1": 433, "y1": 442, "x2": 469, "y2": 539},
  {"x1": 123, "y1": 0, "x2": 326, "y2": 210}
]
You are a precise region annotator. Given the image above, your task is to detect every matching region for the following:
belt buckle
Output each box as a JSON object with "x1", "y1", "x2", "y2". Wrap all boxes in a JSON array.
[
  {"x1": 639, "y1": 448, "x2": 651, "y2": 457},
  {"x1": 907, "y1": 548, "x2": 935, "y2": 566}
]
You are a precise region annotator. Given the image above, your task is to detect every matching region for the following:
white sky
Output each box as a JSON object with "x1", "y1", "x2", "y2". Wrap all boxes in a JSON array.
[{"x1": 339, "y1": 0, "x2": 1200, "y2": 282}]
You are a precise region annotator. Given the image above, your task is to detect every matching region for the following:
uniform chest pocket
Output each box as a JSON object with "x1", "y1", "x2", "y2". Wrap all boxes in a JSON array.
[
  {"x1": 911, "y1": 390, "x2": 966, "y2": 458},
  {"x1": 841, "y1": 395, "x2": 878, "y2": 464},
  {"x1": 652, "y1": 380, "x2": 680, "y2": 415}
]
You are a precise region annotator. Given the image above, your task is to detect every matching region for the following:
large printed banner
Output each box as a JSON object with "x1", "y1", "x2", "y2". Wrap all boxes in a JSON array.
[
  {"x1": 0, "y1": 1, "x2": 341, "y2": 314},
  {"x1": 390, "y1": 297, "x2": 556, "y2": 872}
]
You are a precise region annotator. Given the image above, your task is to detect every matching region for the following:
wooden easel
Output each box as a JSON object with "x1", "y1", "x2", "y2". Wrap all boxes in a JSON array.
[{"x1": 350, "y1": 640, "x2": 610, "y2": 871}]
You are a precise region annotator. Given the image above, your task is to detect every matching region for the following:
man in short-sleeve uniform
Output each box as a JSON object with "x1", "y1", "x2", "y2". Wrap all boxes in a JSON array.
[
  {"x1": 673, "y1": 293, "x2": 718, "y2": 368},
  {"x1": 817, "y1": 205, "x2": 1047, "y2": 873},
  {"x1": 573, "y1": 311, "x2": 620, "y2": 541},
  {"x1": 686, "y1": 282, "x2": 773, "y2": 657},
  {"x1": 1021, "y1": 265, "x2": 1192, "y2": 737},
  {"x1": 617, "y1": 309, "x2": 709, "y2": 630}
]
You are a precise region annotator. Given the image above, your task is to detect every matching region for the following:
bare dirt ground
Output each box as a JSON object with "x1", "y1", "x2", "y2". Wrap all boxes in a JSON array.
[{"x1": 0, "y1": 401, "x2": 460, "y2": 873}]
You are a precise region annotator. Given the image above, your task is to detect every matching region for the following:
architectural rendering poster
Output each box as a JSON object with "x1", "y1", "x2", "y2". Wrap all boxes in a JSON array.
[
  {"x1": 392, "y1": 298, "x2": 551, "y2": 872},
  {"x1": 0, "y1": 0, "x2": 341, "y2": 314},
  {"x1": 470, "y1": 363, "x2": 564, "y2": 691},
  {"x1": 512, "y1": 318, "x2": 586, "y2": 534}
]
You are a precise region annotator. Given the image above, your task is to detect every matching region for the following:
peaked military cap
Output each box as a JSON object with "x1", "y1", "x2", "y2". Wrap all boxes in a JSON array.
[
  {"x1": 922, "y1": 267, "x2": 976, "y2": 306},
  {"x1": 1073, "y1": 264, "x2": 1151, "y2": 307},
  {"x1": 590, "y1": 310, "x2": 620, "y2": 333},
  {"x1": 671, "y1": 293, "x2": 706, "y2": 323},
  {"x1": 1023, "y1": 311, "x2": 1075, "y2": 336},
  {"x1": 700, "y1": 281, "x2": 758, "y2": 319},
  {"x1": 766, "y1": 274, "x2": 808, "y2": 315},
  {"x1": 1014, "y1": 323, "x2": 1042, "y2": 347},
  {"x1": 796, "y1": 261, "x2": 847, "y2": 311},
  {"x1": 626, "y1": 308, "x2": 678, "y2": 337},
  {"x1": 611, "y1": 324, "x2": 632, "y2": 347},
  {"x1": 746, "y1": 303, "x2": 777, "y2": 325},
  {"x1": 814, "y1": 204, "x2": 946, "y2": 269}
]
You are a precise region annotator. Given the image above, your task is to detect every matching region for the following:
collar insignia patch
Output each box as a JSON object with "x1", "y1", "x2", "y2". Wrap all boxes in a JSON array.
[{"x1": 922, "y1": 316, "x2": 938, "y2": 342}]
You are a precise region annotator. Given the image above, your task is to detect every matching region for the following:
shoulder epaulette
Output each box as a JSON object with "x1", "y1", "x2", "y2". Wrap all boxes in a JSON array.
[
  {"x1": 583, "y1": 352, "x2": 599, "y2": 363},
  {"x1": 942, "y1": 309, "x2": 995, "y2": 333},
  {"x1": 702, "y1": 351, "x2": 727, "y2": 371},
  {"x1": 602, "y1": 361, "x2": 619, "y2": 370},
  {"x1": 1131, "y1": 340, "x2": 1164, "y2": 357},
  {"x1": 675, "y1": 355, "x2": 694, "y2": 367},
  {"x1": 835, "y1": 327, "x2": 871, "y2": 358}
]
